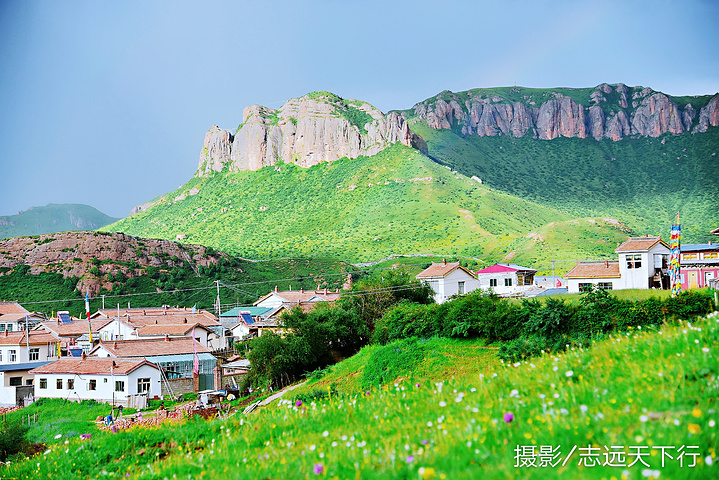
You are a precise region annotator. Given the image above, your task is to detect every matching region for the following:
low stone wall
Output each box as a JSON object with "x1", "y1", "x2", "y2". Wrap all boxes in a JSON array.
[{"x1": 161, "y1": 377, "x2": 195, "y2": 397}]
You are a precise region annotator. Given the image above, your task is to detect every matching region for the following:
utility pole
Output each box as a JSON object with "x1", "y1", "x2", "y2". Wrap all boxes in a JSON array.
[
  {"x1": 551, "y1": 260, "x2": 556, "y2": 279},
  {"x1": 215, "y1": 280, "x2": 221, "y2": 316}
]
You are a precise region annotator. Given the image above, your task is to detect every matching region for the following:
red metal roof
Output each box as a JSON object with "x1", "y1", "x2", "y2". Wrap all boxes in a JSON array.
[{"x1": 475, "y1": 263, "x2": 536, "y2": 274}]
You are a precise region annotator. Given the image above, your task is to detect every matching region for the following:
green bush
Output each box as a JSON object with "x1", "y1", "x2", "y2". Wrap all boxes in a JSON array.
[{"x1": 0, "y1": 421, "x2": 29, "y2": 461}]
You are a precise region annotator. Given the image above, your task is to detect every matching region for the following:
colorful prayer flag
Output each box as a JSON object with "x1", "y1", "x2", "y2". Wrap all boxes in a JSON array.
[{"x1": 669, "y1": 215, "x2": 681, "y2": 297}]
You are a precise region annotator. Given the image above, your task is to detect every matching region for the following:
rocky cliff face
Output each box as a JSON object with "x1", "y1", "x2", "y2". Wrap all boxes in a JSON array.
[
  {"x1": 408, "y1": 84, "x2": 719, "y2": 141},
  {"x1": 196, "y1": 93, "x2": 426, "y2": 176},
  {"x1": 0, "y1": 232, "x2": 224, "y2": 295}
]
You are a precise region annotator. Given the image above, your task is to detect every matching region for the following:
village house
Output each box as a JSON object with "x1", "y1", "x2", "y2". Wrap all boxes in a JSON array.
[
  {"x1": 475, "y1": 263, "x2": 537, "y2": 297},
  {"x1": 0, "y1": 302, "x2": 46, "y2": 332},
  {"x1": 0, "y1": 330, "x2": 61, "y2": 365},
  {"x1": 253, "y1": 287, "x2": 341, "y2": 310},
  {"x1": 416, "y1": 260, "x2": 480, "y2": 303},
  {"x1": 37, "y1": 318, "x2": 112, "y2": 355},
  {"x1": 615, "y1": 236, "x2": 670, "y2": 290},
  {"x1": 29, "y1": 356, "x2": 161, "y2": 407},
  {"x1": 219, "y1": 306, "x2": 272, "y2": 331},
  {"x1": 88, "y1": 337, "x2": 218, "y2": 393},
  {"x1": 93, "y1": 307, "x2": 227, "y2": 351},
  {"x1": 0, "y1": 361, "x2": 53, "y2": 407},
  {"x1": 564, "y1": 261, "x2": 622, "y2": 294},
  {"x1": 679, "y1": 238, "x2": 719, "y2": 289}
]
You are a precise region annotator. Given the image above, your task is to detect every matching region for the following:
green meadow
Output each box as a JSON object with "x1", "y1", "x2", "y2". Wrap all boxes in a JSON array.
[
  {"x1": 104, "y1": 143, "x2": 632, "y2": 272},
  {"x1": 3, "y1": 308, "x2": 717, "y2": 479}
]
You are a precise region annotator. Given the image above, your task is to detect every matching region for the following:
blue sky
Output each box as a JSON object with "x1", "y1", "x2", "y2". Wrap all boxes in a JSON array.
[{"x1": 1, "y1": 0, "x2": 718, "y2": 218}]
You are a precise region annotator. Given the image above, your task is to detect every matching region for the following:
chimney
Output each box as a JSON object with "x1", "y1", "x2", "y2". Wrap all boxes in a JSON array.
[
  {"x1": 81, "y1": 352, "x2": 86, "y2": 360},
  {"x1": 605, "y1": 260, "x2": 608, "y2": 268},
  {"x1": 274, "y1": 286, "x2": 278, "y2": 292},
  {"x1": 289, "y1": 285, "x2": 292, "y2": 291},
  {"x1": 113, "y1": 342, "x2": 117, "y2": 349},
  {"x1": 324, "y1": 288, "x2": 327, "y2": 295},
  {"x1": 184, "y1": 318, "x2": 187, "y2": 324},
  {"x1": 300, "y1": 287, "x2": 304, "y2": 294},
  {"x1": 442, "y1": 258, "x2": 447, "y2": 266},
  {"x1": 164, "y1": 334, "x2": 170, "y2": 342},
  {"x1": 143, "y1": 310, "x2": 146, "y2": 315}
]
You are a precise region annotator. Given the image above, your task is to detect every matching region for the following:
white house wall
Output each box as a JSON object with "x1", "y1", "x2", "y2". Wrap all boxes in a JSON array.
[
  {"x1": 566, "y1": 278, "x2": 621, "y2": 294},
  {"x1": 33, "y1": 365, "x2": 161, "y2": 406},
  {"x1": 617, "y1": 245, "x2": 669, "y2": 290},
  {"x1": 99, "y1": 320, "x2": 136, "y2": 341},
  {"x1": 0, "y1": 343, "x2": 56, "y2": 365},
  {"x1": 426, "y1": 269, "x2": 480, "y2": 303}
]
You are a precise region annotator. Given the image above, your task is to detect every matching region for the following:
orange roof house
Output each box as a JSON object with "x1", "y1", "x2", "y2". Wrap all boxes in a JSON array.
[{"x1": 415, "y1": 259, "x2": 480, "y2": 303}]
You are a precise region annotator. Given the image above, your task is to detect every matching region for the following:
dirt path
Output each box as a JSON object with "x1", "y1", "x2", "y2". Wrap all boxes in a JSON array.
[{"x1": 259, "y1": 381, "x2": 307, "y2": 406}]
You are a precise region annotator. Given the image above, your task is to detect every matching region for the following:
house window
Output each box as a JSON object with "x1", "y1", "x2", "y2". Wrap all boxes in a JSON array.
[
  {"x1": 29, "y1": 348, "x2": 40, "y2": 361},
  {"x1": 115, "y1": 380, "x2": 125, "y2": 392},
  {"x1": 458, "y1": 281, "x2": 465, "y2": 295},
  {"x1": 597, "y1": 283, "x2": 613, "y2": 290},
  {"x1": 489, "y1": 279, "x2": 497, "y2": 287},
  {"x1": 626, "y1": 254, "x2": 642, "y2": 269},
  {"x1": 683, "y1": 253, "x2": 699, "y2": 261},
  {"x1": 88, "y1": 379, "x2": 97, "y2": 391},
  {"x1": 0, "y1": 350, "x2": 3, "y2": 362},
  {"x1": 704, "y1": 252, "x2": 718, "y2": 260},
  {"x1": 9, "y1": 377, "x2": 22, "y2": 386},
  {"x1": 67, "y1": 379, "x2": 74, "y2": 390},
  {"x1": 9, "y1": 350, "x2": 17, "y2": 362},
  {"x1": 39, "y1": 378, "x2": 47, "y2": 389},
  {"x1": 504, "y1": 278, "x2": 512, "y2": 287},
  {"x1": 56, "y1": 379, "x2": 62, "y2": 389},
  {"x1": 137, "y1": 378, "x2": 151, "y2": 394},
  {"x1": 579, "y1": 283, "x2": 593, "y2": 292}
]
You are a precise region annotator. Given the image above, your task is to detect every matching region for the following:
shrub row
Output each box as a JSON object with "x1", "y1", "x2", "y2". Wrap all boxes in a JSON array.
[{"x1": 372, "y1": 288, "x2": 715, "y2": 361}]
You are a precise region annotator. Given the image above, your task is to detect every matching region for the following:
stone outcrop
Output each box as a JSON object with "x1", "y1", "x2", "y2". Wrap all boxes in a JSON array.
[
  {"x1": 196, "y1": 93, "x2": 426, "y2": 175},
  {"x1": 409, "y1": 84, "x2": 719, "y2": 141},
  {"x1": 693, "y1": 94, "x2": 719, "y2": 133},
  {"x1": 0, "y1": 232, "x2": 225, "y2": 295}
]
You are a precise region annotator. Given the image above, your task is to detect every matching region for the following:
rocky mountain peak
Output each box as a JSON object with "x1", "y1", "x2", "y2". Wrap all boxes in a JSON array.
[
  {"x1": 407, "y1": 84, "x2": 719, "y2": 141},
  {"x1": 196, "y1": 92, "x2": 426, "y2": 176}
]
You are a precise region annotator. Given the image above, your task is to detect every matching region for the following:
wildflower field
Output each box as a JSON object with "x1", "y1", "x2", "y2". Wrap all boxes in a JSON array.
[{"x1": 3, "y1": 312, "x2": 718, "y2": 479}]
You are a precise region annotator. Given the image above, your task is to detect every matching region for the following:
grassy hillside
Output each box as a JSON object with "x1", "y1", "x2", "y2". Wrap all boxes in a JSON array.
[
  {"x1": 4, "y1": 310, "x2": 716, "y2": 479},
  {"x1": 408, "y1": 118, "x2": 719, "y2": 244},
  {"x1": 104, "y1": 144, "x2": 631, "y2": 271},
  {"x1": 0, "y1": 204, "x2": 120, "y2": 239}
]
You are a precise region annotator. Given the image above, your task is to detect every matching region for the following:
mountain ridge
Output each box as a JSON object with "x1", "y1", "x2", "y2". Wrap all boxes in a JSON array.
[
  {"x1": 0, "y1": 204, "x2": 120, "y2": 240},
  {"x1": 400, "y1": 83, "x2": 719, "y2": 141}
]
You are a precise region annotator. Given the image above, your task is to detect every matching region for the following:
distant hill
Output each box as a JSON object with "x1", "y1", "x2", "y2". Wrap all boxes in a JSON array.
[
  {"x1": 0, "y1": 204, "x2": 120, "y2": 239},
  {"x1": 0, "y1": 231, "x2": 348, "y2": 316}
]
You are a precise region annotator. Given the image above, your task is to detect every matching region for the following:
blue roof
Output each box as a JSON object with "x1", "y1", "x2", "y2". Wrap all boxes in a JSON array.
[
  {"x1": 681, "y1": 244, "x2": 719, "y2": 253},
  {"x1": 0, "y1": 361, "x2": 53, "y2": 372},
  {"x1": 220, "y1": 307, "x2": 272, "y2": 317}
]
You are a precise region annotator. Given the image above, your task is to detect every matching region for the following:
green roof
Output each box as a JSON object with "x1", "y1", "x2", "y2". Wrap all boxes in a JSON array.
[{"x1": 220, "y1": 306, "x2": 272, "y2": 317}]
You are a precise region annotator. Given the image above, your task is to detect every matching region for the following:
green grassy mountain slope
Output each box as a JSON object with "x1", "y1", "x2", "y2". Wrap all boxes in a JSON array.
[
  {"x1": 0, "y1": 204, "x2": 120, "y2": 239},
  {"x1": 400, "y1": 86, "x2": 719, "y2": 243},
  {"x1": 104, "y1": 144, "x2": 631, "y2": 271}
]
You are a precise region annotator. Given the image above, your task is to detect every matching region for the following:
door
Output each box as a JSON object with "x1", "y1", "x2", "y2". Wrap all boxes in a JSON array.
[
  {"x1": 705, "y1": 271, "x2": 715, "y2": 288},
  {"x1": 688, "y1": 271, "x2": 699, "y2": 289}
]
